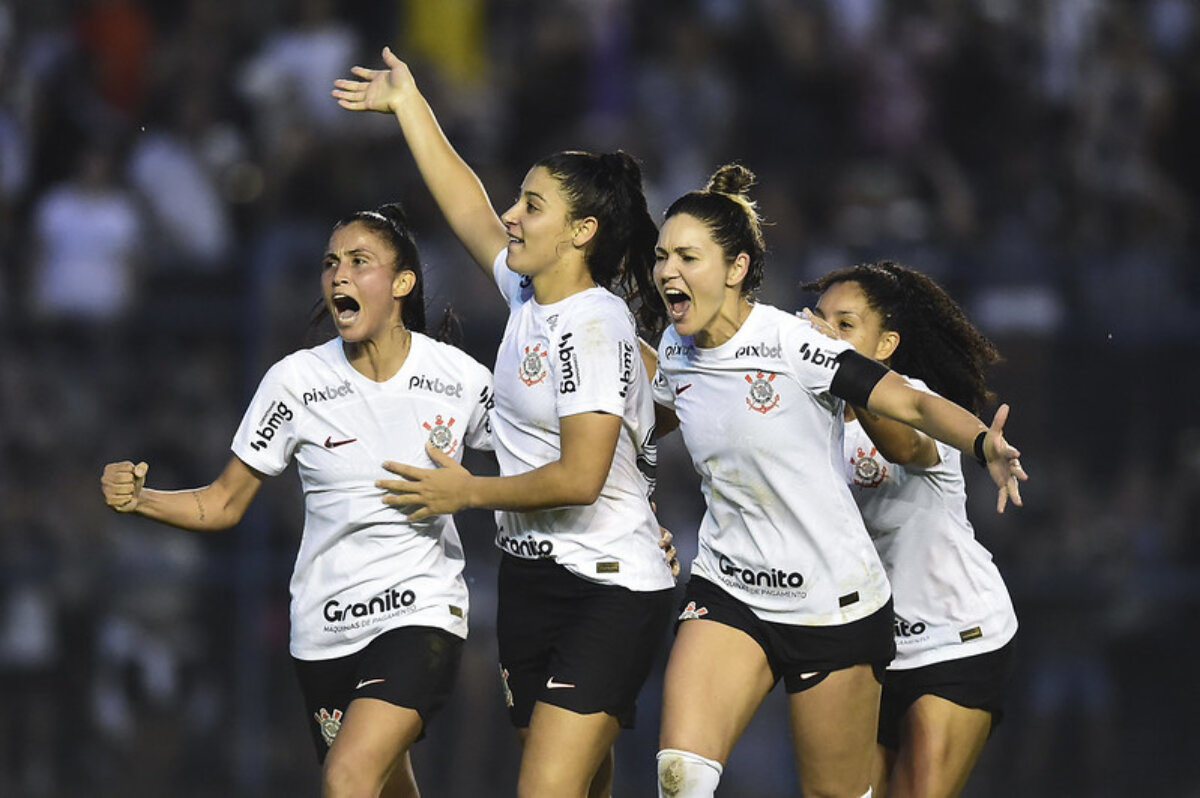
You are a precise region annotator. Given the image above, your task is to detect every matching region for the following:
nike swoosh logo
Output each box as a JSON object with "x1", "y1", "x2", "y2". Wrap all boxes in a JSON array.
[
  {"x1": 798, "y1": 671, "x2": 820, "y2": 680},
  {"x1": 545, "y1": 676, "x2": 576, "y2": 690},
  {"x1": 324, "y1": 436, "x2": 357, "y2": 448},
  {"x1": 675, "y1": 383, "x2": 693, "y2": 396},
  {"x1": 355, "y1": 678, "x2": 386, "y2": 689}
]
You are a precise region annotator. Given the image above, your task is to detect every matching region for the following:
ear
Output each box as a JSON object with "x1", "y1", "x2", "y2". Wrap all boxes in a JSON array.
[
  {"x1": 392, "y1": 269, "x2": 416, "y2": 299},
  {"x1": 571, "y1": 216, "x2": 598, "y2": 249},
  {"x1": 725, "y1": 252, "x2": 751, "y2": 288},
  {"x1": 876, "y1": 330, "x2": 900, "y2": 362}
]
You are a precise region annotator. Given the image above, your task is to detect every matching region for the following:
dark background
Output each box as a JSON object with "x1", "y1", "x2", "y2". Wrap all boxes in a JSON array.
[{"x1": 1, "y1": 0, "x2": 1198, "y2": 796}]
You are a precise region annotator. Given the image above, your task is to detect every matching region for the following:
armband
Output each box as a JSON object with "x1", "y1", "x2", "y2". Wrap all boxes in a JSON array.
[
  {"x1": 973, "y1": 430, "x2": 988, "y2": 467},
  {"x1": 830, "y1": 350, "x2": 889, "y2": 408}
]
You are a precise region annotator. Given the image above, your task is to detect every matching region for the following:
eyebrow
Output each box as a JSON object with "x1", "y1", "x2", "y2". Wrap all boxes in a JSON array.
[
  {"x1": 654, "y1": 244, "x2": 703, "y2": 256},
  {"x1": 324, "y1": 247, "x2": 375, "y2": 259}
]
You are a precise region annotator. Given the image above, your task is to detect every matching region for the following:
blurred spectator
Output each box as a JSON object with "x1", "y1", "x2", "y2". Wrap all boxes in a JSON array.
[{"x1": 30, "y1": 142, "x2": 142, "y2": 326}]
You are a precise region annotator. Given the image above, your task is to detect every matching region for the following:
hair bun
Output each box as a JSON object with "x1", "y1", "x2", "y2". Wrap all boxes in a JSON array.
[
  {"x1": 375, "y1": 202, "x2": 410, "y2": 227},
  {"x1": 705, "y1": 163, "x2": 756, "y2": 198}
]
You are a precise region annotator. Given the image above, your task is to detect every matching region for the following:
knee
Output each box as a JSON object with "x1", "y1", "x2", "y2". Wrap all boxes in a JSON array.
[{"x1": 656, "y1": 749, "x2": 723, "y2": 798}]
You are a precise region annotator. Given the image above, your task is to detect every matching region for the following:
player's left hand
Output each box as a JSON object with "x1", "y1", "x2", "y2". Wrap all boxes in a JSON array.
[
  {"x1": 378, "y1": 444, "x2": 472, "y2": 521},
  {"x1": 982, "y1": 404, "x2": 1028, "y2": 514}
]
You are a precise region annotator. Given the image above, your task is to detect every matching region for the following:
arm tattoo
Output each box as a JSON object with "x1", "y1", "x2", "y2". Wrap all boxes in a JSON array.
[{"x1": 193, "y1": 491, "x2": 207, "y2": 523}]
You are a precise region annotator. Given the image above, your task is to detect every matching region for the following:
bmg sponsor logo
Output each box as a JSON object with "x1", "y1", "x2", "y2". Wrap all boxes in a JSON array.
[
  {"x1": 558, "y1": 331, "x2": 579, "y2": 394},
  {"x1": 618, "y1": 340, "x2": 635, "y2": 398},
  {"x1": 303, "y1": 381, "x2": 353, "y2": 405},
  {"x1": 718, "y1": 553, "x2": 804, "y2": 589},
  {"x1": 409, "y1": 373, "x2": 464, "y2": 397},
  {"x1": 249, "y1": 400, "x2": 293, "y2": 451},
  {"x1": 324, "y1": 587, "x2": 416, "y2": 623}
]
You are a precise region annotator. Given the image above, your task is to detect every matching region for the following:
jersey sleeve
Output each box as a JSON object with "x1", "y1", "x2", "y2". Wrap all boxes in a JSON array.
[
  {"x1": 551, "y1": 299, "x2": 634, "y2": 418},
  {"x1": 651, "y1": 340, "x2": 677, "y2": 410},
  {"x1": 462, "y1": 360, "x2": 495, "y2": 452},
  {"x1": 781, "y1": 320, "x2": 857, "y2": 395},
  {"x1": 230, "y1": 358, "x2": 299, "y2": 476}
]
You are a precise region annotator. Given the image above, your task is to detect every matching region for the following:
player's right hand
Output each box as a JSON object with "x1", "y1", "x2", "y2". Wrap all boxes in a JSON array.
[{"x1": 102, "y1": 460, "x2": 148, "y2": 512}]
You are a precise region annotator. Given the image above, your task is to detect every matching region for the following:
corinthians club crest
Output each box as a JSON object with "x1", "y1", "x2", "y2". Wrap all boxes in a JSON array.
[
  {"x1": 850, "y1": 445, "x2": 887, "y2": 488},
  {"x1": 314, "y1": 707, "x2": 343, "y2": 747},
  {"x1": 423, "y1": 414, "x2": 459, "y2": 456},
  {"x1": 744, "y1": 371, "x2": 780, "y2": 414},
  {"x1": 519, "y1": 344, "x2": 549, "y2": 386}
]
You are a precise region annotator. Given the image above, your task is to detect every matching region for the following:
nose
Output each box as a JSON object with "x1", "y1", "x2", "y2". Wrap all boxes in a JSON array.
[
  {"x1": 329, "y1": 258, "x2": 351, "y2": 285},
  {"x1": 500, "y1": 201, "x2": 519, "y2": 228}
]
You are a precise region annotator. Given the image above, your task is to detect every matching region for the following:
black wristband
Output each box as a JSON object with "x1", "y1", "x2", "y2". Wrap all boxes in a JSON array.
[{"x1": 973, "y1": 430, "x2": 988, "y2": 467}]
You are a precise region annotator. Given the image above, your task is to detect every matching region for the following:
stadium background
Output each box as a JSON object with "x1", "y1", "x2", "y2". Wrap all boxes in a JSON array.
[{"x1": 1, "y1": 0, "x2": 1198, "y2": 795}]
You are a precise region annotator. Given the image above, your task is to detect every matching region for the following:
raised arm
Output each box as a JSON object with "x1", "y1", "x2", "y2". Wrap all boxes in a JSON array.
[
  {"x1": 333, "y1": 46, "x2": 508, "y2": 273},
  {"x1": 863, "y1": 372, "x2": 1027, "y2": 512},
  {"x1": 101, "y1": 455, "x2": 264, "y2": 531}
]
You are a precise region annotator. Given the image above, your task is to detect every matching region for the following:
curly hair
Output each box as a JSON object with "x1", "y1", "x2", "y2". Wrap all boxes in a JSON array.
[{"x1": 803, "y1": 261, "x2": 1001, "y2": 414}]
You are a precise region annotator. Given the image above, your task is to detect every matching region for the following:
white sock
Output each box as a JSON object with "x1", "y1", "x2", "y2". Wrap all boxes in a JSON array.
[{"x1": 657, "y1": 748, "x2": 723, "y2": 798}]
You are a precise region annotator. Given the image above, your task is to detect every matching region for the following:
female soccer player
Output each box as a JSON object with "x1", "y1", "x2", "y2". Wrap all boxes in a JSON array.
[
  {"x1": 806, "y1": 261, "x2": 1018, "y2": 798},
  {"x1": 100, "y1": 203, "x2": 494, "y2": 798},
  {"x1": 635, "y1": 164, "x2": 1026, "y2": 798},
  {"x1": 333, "y1": 48, "x2": 676, "y2": 798}
]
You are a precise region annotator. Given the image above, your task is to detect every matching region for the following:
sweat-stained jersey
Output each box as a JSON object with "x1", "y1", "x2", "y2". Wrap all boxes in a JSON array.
[
  {"x1": 653, "y1": 303, "x2": 891, "y2": 626},
  {"x1": 488, "y1": 249, "x2": 674, "y2": 592},
  {"x1": 231, "y1": 334, "x2": 493, "y2": 660},
  {"x1": 844, "y1": 378, "x2": 1017, "y2": 669}
]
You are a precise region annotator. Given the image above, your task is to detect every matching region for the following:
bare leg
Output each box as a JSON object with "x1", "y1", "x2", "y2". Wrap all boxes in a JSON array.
[
  {"x1": 322, "y1": 697, "x2": 423, "y2": 798},
  {"x1": 787, "y1": 664, "x2": 881, "y2": 798}
]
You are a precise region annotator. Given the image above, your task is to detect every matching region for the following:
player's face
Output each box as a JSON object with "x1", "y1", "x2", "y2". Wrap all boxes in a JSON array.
[
  {"x1": 814, "y1": 280, "x2": 891, "y2": 361},
  {"x1": 322, "y1": 221, "x2": 411, "y2": 343},
  {"x1": 500, "y1": 166, "x2": 578, "y2": 276},
  {"x1": 654, "y1": 212, "x2": 744, "y2": 343}
]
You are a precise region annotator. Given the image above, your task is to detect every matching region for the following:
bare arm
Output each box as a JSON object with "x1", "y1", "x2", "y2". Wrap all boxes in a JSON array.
[
  {"x1": 100, "y1": 456, "x2": 265, "y2": 531},
  {"x1": 379, "y1": 411, "x2": 621, "y2": 521},
  {"x1": 864, "y1": 372, "x2": 1027, "y2": 511},
  {"x1": 851, "y1": 405, "x2": 940, "y2": 468},
  {"x1": 333, "y1": 47, "x2": 508, "y2": 274}
]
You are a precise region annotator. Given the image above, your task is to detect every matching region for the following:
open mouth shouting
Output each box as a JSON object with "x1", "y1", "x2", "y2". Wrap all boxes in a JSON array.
[
  {"x1": 331, "y1": 293, "x2": 361, "y2": 325},
  {"x1": 662, "y1": 287, "x2": 692, "y2": 323}
]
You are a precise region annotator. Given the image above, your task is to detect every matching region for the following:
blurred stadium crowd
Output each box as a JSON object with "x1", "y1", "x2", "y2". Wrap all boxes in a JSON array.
[{"x1": 0, "y1": 0, "x2": 1198, "y2": 795}]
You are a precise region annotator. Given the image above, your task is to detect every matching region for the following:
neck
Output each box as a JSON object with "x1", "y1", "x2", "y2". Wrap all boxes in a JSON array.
[
  {"x1": 531, "y1": 256, "x2": 596, "y2": 305},
  {"x1": 695, "y1": 295, "x2": 753, "y2": 349},
  {"x1": 343, "y1": 325, "x2": 413, "y2": 382}
]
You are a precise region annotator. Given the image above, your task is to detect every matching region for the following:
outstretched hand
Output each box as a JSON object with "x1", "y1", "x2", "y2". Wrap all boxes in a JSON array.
[
  {"x1": 982, "y1": 404, "x2": 1028, "y2": 513},
  {"x1": 102, "y1": 460, "x2": 148, "y2": 512},
  {"x1": 378, "y1": 444, "x2": 472, "y2": 521},
  {"x1": 332, "y1": 46, "x2": 416, "y2": 114}
]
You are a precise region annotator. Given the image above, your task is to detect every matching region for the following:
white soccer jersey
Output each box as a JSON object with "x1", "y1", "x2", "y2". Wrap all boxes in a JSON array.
[
  {"x1": 488, "y1": 250, "x2": 673, "y2": 592},
  {"x1": 653, "y1": 303, "x2": 891, "y2": 626},
  {"x1": 844, "y1": 381, "x2": 1018, "y2": 669},
  {"x1": 231, "y1": 334, "x2": 493, "y2": 660}
]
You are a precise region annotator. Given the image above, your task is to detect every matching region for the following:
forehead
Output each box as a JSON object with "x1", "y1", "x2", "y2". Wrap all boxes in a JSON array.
[
  {"x1": 520, "y1": 166, "x2": 567, "y2": 202},
  {"x1": 657, "y1": 213, "x2": 717, "y2": 249},
  {"x1": 817, "y1": 280, "x2": 871, "y2": 312},
  {"x1": 327, "y1": 220, "x2": 390, "y2": 253}
]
